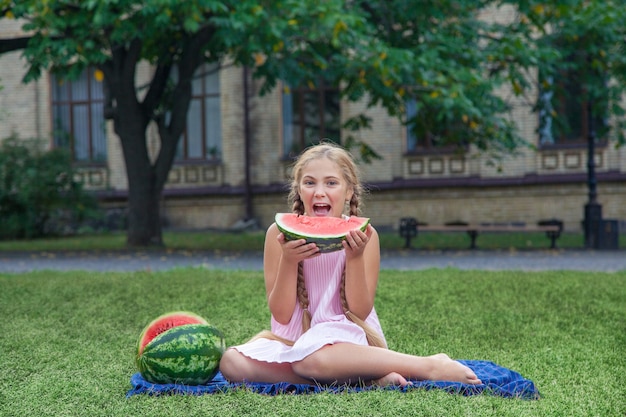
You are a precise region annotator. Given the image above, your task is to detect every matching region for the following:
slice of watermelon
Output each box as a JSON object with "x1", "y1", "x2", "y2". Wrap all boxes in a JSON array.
[
  {"x1": 275, "y1": 213, "x2": 370, "y2": 253},
  {"x1": 137, "y1": 311, "x2": 208, "y2": 355}
]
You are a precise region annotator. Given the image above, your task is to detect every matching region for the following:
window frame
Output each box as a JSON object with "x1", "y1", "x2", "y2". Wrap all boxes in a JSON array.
[
  {"x1": 404, "y1": 98, "x2": 467, "y2": 155},
  {"x1": 49, "y1": 67, "x2": 107, "y2": 165},
  {"x1": 538, "y1": 58, "x2": 609, "y2": 148},
  {"x1": 282, "y1": 81, "x2": 341, "y2": 158},
  {"x1": 176, "y1": 62, "x2": 222, "y2": 162}
]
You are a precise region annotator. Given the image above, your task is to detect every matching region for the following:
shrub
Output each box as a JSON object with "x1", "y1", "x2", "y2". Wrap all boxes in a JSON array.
[{"x1": 0, "y1": 134, "x2": 98, "y2": 239}]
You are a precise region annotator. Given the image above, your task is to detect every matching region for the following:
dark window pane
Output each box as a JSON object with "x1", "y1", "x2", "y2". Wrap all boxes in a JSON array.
[
  {"x1": 177, "y1": 63, "x2": 221, "y2": 161},
  {"x1": 50, "y1": 68, "x2": 107, "y2": 163},
  {"x1": 282, "y1": 83, "x2": 340, "y2": 157},
  {"x1": 539, "y1": 49, "x2": 608, "y2": 145}
]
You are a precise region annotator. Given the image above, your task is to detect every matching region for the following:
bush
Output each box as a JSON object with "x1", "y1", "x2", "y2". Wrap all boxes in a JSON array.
[{"x1": 0, "y1": 134, "x2": 99, "y2": 239}]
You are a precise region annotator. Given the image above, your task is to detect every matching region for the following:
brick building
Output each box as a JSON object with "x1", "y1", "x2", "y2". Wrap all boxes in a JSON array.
[{"x1": 1, "y1": 17, "x2": 625, "y2": 234}]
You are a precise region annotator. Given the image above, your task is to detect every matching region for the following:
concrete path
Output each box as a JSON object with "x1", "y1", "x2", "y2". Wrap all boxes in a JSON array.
[{"x1": 1, "y1": 248, "x2": 624, "y2": 273}]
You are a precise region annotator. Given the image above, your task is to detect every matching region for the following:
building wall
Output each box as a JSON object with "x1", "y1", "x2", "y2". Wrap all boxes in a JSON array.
[
  {"x1": 161, "y1": 180, "x2": 626, "y2": 233},
  {"x1": 0, "y1": 21, "x2": 51, "y2": 144},
  {"x1": 1, "y1": 16, "x2": 625, "y2": 234}
]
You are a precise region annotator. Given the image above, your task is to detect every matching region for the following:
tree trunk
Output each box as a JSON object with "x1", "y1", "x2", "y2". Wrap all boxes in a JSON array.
[
  {"x1": 116, "y1": 119, "x2": 164, "y2": 247},
  {"x1": 126, "y1": 167, "x2": 163, "y2": 247},
  {"x1": 104, "y1": 40, "x2": 167, "y2": 247},
  {"x1": 102, "y1": 33, "x2": 209, "y2": 247}
]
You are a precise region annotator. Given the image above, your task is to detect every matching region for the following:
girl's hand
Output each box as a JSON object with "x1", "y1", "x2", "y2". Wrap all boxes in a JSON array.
[
  {"x1": 277, "y1": 233, "x2": 320, "y2": 263},
  {"x1": 343, "y1": 224, "x2": 372, "y2": 259}
]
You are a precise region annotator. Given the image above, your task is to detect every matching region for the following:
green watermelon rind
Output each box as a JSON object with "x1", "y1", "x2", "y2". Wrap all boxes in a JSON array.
[
  {"x1": 137, "y1": 323, "x2": 226, "y2": 385},
  {"x1": 275, "y1": 213, "x2": 370, "y2": 253}
]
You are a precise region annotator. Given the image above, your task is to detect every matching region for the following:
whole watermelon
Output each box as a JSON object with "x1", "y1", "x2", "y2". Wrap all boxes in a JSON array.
[{"x1": 136, "y1": 312, "x2": 226, "y2": 385}]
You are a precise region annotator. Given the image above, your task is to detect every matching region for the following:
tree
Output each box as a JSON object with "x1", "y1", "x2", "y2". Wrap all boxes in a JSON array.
[
  {"x1": 517, "y1": 1, "x2": 626, "y2": 145},
  {"x1": 1, "y1": 1, "x2": 624, "y2": 246},
  {"x1": 517, "y1": 1, "x2": 626, "y2": 248}
]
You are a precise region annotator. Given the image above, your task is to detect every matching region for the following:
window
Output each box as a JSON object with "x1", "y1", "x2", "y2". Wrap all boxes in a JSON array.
[
  {"x1": 405, "y1": 98, "x2": 463, "y2": 152},
  {"x1": 539, "y1": 61, "x2": 608, "y2": 146},
  {"x1": 282, "y1": 82, "x2": 340, "y2": 157},
  {"x1": 50, "y1": 67, "x2": 107, "y2": 163},
  {"x1": 177, "y1": 63, "x2": 222, "y2": 161}
]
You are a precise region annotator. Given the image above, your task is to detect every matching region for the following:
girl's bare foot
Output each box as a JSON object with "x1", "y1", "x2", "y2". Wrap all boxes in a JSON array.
[
  {"x1": 429, "y1": 353, "x2": 482, "y2": 384},
  {"x1": 373, "y1": 372, "x2": 410, "y2": 387}
]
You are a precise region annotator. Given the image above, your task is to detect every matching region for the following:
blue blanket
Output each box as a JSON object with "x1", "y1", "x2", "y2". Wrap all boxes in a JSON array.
[{"x1": 127, "y1": 360, "x2": 539, "y2": 399}]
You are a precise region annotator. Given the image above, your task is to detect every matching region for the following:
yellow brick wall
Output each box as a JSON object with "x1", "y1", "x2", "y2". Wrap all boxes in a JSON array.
[
  {"x1": 362, "y1": 183, "x2": 625, "y2": 232},
  {"x1": 0, "y1": 19, "x2": 52, "y2": 144},
  {"x1": 165, "y1": 178, "x2": 625, "y2": 233}
]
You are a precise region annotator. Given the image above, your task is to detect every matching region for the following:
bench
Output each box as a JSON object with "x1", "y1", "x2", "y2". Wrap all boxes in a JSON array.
[{"x1": 398, "y1": 218, "x2": 564, "y2": 249}]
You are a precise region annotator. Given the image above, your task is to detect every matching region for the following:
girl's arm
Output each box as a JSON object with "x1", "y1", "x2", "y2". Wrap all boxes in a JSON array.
[
  {"x1": 343, "y1": 224, "x2": 381, "y2": 321},
  {"x1": 264, "y1": 223, "x2": 319, "y2": 324}
]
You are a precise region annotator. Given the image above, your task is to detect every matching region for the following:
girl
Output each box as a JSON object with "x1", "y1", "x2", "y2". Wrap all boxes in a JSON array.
[{"x1": 219, "y1": 142, "x2": 481, "y2": 387}]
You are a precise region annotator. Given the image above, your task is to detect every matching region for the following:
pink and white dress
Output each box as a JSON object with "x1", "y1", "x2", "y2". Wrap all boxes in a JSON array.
[{"x1": 231, "y1": 249, "x2": 387, "y2": 363}]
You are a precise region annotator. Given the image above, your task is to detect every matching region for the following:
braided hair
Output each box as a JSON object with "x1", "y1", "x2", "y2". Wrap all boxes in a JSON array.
[{"x1": 288, "y1": 143, "x2": 386, "y2": 348}]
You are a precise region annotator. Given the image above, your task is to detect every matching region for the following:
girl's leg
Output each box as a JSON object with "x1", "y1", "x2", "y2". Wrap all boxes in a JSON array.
[
  {"x1": 291, "y1": 344, "x2": 481, "y2": 386},
  {"x1": 220, "y1": 343, "x2": 481, "y2": 387},
  {"x1": 219, "y1": 348, "x2": 311, "y2": 384}
]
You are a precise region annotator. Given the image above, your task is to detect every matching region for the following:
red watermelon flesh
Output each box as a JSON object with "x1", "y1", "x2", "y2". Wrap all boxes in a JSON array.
[{"x1": 137, "y1": 311, "x2": 208, "y2": 355}]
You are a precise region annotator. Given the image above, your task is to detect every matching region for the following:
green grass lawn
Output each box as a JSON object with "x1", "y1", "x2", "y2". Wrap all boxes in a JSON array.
[
  {"x1": 1, "y1": 267, "x2": 624, "y2": 416},
  {"x1": 0, "y1": 228, "x2": 620, "y2": 252}
]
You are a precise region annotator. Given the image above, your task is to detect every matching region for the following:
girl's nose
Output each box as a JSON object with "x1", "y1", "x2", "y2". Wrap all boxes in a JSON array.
[{"x1": 314, "y1": 187, "x2": 325, "y2": 197}]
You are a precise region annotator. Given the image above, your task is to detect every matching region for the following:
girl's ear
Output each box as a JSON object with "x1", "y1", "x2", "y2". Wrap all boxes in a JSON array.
[{"x1": 346, "y1": 187, "x2": 354, "y2": 203}]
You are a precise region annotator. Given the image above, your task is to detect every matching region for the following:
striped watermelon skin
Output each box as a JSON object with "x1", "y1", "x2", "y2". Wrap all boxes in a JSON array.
[
  {"x1": 275, "y1": 213, "x2": 370, "y2": 253},
  {"x1": 136, "y1": 323, "x2": 226, "y2": 385}
]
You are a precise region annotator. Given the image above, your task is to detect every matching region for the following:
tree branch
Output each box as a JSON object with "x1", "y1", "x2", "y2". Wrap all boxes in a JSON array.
[
  {"x1": 153, "y1": 24, "x2": 217, "y2": 189},
  {"x1": 165, "y1": 24, "x2": 217, "y2": 138},
  {"x1": 0, "y1": 36, "x2": 31, "y2": 54},
  {"x1": 142, "y1": 63, "x2": 171, "y2": 118}
]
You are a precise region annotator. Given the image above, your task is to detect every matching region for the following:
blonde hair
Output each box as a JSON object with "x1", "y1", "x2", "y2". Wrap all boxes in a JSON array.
[
  {"x1": 288, "y1": 142, "x2": 362, "y2": 217},
  {"x1": 287, "y1": 142, "x2": 386, "y2": 348}
]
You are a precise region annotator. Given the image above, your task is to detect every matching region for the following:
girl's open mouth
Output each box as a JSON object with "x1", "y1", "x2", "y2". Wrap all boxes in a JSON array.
[{"x1": 313, "y1": 204, "x2": 331, "y2": 216}]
